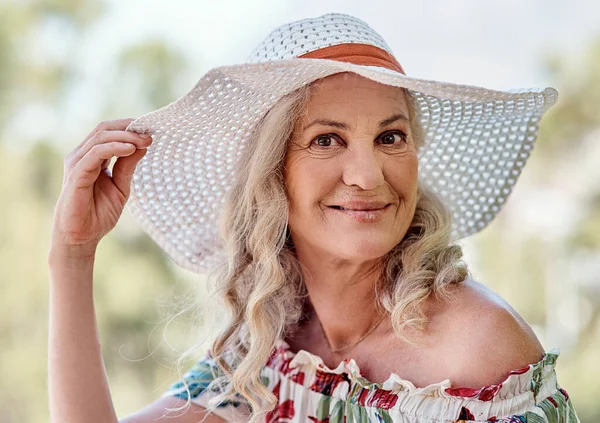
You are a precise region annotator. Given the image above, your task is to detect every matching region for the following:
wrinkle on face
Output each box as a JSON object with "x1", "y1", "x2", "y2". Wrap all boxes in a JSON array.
[{"x1": 284, "y1": 72, "x2": 419, "y2": 264}]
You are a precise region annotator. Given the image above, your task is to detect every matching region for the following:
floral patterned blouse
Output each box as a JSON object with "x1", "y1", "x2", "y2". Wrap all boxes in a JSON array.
[{"x1": 164, "y1": 339, "x2": 581, "y2": 422}]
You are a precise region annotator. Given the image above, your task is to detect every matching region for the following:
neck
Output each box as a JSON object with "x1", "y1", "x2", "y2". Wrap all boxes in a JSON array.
[{"x1": 296, "y1": 244, "x2": 387, "y2": 352}]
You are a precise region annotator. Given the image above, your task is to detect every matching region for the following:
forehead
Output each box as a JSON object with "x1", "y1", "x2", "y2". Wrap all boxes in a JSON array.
[{"x1": 302, "y1": 72, "x2": 409, "y2": 117}]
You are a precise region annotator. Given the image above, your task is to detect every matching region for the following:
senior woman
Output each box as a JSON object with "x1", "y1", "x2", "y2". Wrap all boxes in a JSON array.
[{"x1": 48, "y1": 13, "x2": 580, "y2": 423}]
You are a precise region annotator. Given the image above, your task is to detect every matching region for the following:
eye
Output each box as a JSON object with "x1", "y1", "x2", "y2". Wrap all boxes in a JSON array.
[
  {"x1": 378, "y1": 131, "x2": 408, "y2": 145},
  {"x1": 311, "y1": 134, "x2": 342, "y2": 148}
]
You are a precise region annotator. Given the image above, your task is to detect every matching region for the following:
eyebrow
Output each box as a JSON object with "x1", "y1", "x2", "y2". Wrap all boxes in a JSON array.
[{"x1": 301, "y1": 113, "x2": 409, "y2": 132}]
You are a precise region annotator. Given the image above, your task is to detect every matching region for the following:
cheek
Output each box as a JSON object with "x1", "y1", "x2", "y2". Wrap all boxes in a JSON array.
[
  {"x1": 284, "y1": 155, "x2": 338, "y2": 215},
  {"x1": 386, "y1": 155, "x2": 419, "y2": 200}
]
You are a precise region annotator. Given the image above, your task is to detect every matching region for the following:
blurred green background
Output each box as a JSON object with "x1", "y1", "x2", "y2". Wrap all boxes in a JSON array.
[{"x1": 1, "y1": 0, "x2": 599, "y2": 422}]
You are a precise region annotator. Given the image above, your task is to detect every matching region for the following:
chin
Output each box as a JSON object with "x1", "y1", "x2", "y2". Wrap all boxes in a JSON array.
[{"x1": 327, "y1": 236, "x2": 397, "y2": 261}]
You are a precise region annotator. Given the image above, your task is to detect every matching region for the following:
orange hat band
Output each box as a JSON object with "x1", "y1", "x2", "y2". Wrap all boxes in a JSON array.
[{"x1": 298, "y1": 43, "x2": 405, "y2": 75}]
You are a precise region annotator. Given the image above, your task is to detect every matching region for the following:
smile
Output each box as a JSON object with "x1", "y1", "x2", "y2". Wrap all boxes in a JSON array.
[{"x1": 326, "y1": 204, "x2": 392, "y2": 222}]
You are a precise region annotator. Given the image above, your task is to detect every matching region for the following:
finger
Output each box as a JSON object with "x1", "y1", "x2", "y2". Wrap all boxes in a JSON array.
[
  {"x1": 69, "y1": 130, "x2": 152, "y2": 168},
  {"x1": 68, "y1": 142, "x2": 138, "y2": 190},
  {"x1": 112, "y1": 147, "x2": 148, "y2": 198},
  {"x1": 78, "y1": 118, "x2": 136, "y2": 150}
]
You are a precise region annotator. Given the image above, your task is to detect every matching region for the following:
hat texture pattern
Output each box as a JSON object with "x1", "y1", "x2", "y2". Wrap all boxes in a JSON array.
[{"x1": 125, "y1": 13, "x2": 558, "y2": 273}]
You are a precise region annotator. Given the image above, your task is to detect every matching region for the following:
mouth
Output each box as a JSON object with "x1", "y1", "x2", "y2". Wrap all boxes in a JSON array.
[
  {"x1": 327, "y1": 204, "x2": 390, "y2": 211},
  {"x1": 325, "y1": 203, "x2": 392, "y2": 222}
]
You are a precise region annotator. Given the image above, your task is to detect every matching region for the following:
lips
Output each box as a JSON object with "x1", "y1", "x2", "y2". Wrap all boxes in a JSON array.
[{"x1": 326, "y1": 201, "x2": 390, "y2": 211}]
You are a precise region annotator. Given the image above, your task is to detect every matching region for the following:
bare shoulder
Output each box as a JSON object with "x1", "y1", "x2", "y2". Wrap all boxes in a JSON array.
[{"x1": 429, "y1": 277, "x2": 546, "y2": 388}]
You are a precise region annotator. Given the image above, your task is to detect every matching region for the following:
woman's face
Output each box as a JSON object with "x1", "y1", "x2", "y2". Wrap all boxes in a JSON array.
[{"x1": 284, "y1": 72, "x2": 419, "y2": 262}]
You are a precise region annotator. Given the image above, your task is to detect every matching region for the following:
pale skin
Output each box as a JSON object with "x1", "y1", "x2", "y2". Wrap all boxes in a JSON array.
[
  {"x1": 283, "y1": 72, "x2": 420, "y2": 376},
  {"x1": 48, "y1": 72, "x2": 545, "y2": 423},
  {"x1": 283, "y1": 73, "x2": 544, "y2": 386}
]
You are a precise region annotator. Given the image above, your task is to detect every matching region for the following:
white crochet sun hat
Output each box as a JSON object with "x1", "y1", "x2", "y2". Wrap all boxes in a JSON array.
[{"x1": 125, "y1": 13, "x2": 558, "y2": 274}]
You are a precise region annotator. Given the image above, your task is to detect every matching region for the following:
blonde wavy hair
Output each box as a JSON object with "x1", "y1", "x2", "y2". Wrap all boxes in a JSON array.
[{"x1": 173, "y1": 74, "x2": 469, "y2": 422}]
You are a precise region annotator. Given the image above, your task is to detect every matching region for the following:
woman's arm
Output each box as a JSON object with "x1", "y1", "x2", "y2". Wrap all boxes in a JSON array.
[
  {"x1": 48, "y1": 118, "x2": 226, "y2": 423},
  {"x1": 120, "y1": 397, "x2": 226, "y2": 423},
  {"x1": 48, "y1": 247, "x2": 118, "y2": 423},
  {"x1": 48, "y1": 247, "x2": 225, "y2": 423}
]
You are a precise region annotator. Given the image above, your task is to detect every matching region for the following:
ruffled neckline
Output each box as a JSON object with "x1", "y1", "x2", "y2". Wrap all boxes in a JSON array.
[{"x1": 269, "y1": 338, "x2": 561, "y2": 401}]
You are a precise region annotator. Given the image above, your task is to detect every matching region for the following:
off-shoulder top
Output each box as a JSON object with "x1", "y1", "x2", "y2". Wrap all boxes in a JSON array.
[{"x1": 164, "y1": 339, "x2": 581, "y2": 422}]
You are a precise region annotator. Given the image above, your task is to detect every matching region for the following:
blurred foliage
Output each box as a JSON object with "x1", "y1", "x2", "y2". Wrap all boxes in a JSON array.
[
  {"x1": 110, "y1": 41, "x2": 189, "y2": 113},
  {"x1": 468, "y1": 36, "x2": 600, "y2": 422},
  {"x1": 571, "y1": 195, "x2": 600, "y2": 250},
  {"x1": 537, "y1": 40, "x2": 600, "y2": 155},
  {"x1": 0, "y1": 0, "x2": 105, "y2": 132},
  {"x1": 0, "y1": 1, "x2": 598, "y2": 422},
  {"x1": 0, "y1": 1, "x2": 197, "y2": 423}
]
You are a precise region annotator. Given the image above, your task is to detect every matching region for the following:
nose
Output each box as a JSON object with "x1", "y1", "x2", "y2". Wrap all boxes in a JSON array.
[{"x1": 341, "y1": 143, "x2": 385, "y2": 190}]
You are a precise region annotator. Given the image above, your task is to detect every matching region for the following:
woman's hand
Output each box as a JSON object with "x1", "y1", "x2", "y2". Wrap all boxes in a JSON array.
[{"x1": 51, "y1": 118, "x2": 152, "y2": 258}]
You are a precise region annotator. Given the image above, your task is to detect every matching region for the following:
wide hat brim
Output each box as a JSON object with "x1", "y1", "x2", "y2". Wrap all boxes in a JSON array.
[{"x1": 125, "y1": 58, "x2": 558, "y2": 274}]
